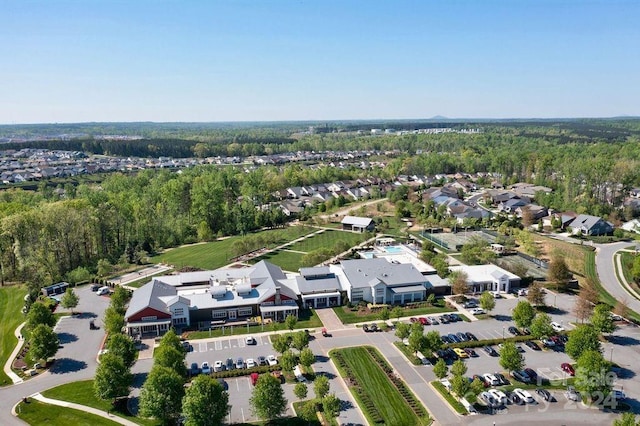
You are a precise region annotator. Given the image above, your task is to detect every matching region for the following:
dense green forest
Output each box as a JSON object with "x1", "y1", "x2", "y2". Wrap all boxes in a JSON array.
[{"x1": 1, "y1": 119, "x2": 640, "y2": 286}]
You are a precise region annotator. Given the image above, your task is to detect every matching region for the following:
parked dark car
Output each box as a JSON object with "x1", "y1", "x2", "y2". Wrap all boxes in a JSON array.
[
  {"x1": 511, "y1": 370, "x2": 532, "y2": 383},
  {"x1": 439, "y1": 315, "x2": 450, "y2": 324},
  {"x1": 494, "y1": 372, "x2": 510, "y2": 386},
  {"x1": 430, "y1": 317, "x2": 439, "y2": 325},
  {"x1": 441, "y1": 335, "x2": 451, "y2": 344},
  {"x1": 561, "y1": 363, "x2": 575, "y2": 376},
  {"x1": 447, "y1": 333, "x2": 460, "y2": 343},
  {"x1": 483, "y1": 346, "x2": 499, "y2": 356},
  {"x1": 536, "y1": 388, "x2": 552, "y2": 401},
  {"x1": 507, "y1": 391, "x2": 525, "y2": 405},
  {"x1": 508, "y1": 326, "x2": 521, "y2": 336},
  {"x1": 362, "y1": 324, "x2": 370, "y2": 332},
  {"x1": 225, "y1": 358, "x2": 235, "y2": 371},
  {"x1": 456, "y1": 332, "x2": 468, "y2": 342},
  {"x1": 524, "y1": 368, "x2": 538, "y2": 382},
  {"x1": 465, "y1": 332, "x2": 478, "y2": 341},
  {"x1": 449, "y1": 313, "x2": 461, "y2": 322},
  {"x1": 464, "y1": 348, "x2": 478, "y2": 357},
  {"x1": 524, "y1": 340, "x2": 541, "y2": 351},
  {"x1": 190, "y1": 362, "x2": 200, "y2": 376},
  {"x1": 444, "y1": 348, "x2": 458, "y2": 360},
  {"x1": 370, "y1": 323, "x2": 379, "y2": 332}
]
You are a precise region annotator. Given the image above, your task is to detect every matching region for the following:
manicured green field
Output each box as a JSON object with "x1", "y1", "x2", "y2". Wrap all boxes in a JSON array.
[
  {"x1": 42, "y1": 380, "x2": 160, "y2": 426},
  {"x1": 620, "y1": 251, "x2": 636, "y2": 288},
  {"x1": 253, "y1": 250, "x2": 306, "y2": 272},
  {"x1": 186, "y1": 309, "x2": 323, "y2": 340},
  {"x1": 16, "y1": 399, "x2": 119, "y2": 426},
  {"x1": 332, "y1": 347, "x2": 425, "y2": 426},
  {"x1": 149, "y1": 226, "x2": 313, "y2": 270},
  {"x1": 0, "y1": 285, "x2": 27, "y2": 386},
  {"x1": 333, "y1": 301, "x2": 452, "y2": 325},
  {"x1": 287, "y1": 230, "x2": 368, "y2": 253}
]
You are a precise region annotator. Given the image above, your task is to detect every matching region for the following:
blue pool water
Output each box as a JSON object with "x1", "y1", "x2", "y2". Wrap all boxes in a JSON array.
[{"x1": 384, "y1": 246, "x2": 403, "y2": 253}]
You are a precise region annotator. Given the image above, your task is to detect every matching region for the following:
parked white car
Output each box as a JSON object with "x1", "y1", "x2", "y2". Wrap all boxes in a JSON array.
[
  {"x1": 213, "y1": 360, "x2": 224, "y2": 372},
  {"x1": 483, "y1": 373, "x2": 500, "y2": 386},
  {"x1": 514, "y1": 388, "x2": 535, "y2": 404},
  {"x1": 246, "y1": 358, "x2": 256, "y2": 369},
  {"x1": 488, "y1": 389, "x2": 507, "y2": 405},
  {"x1": 267, "y1": 354, "x2": 278, "y2": 366},
  {"x1": 551, "y1": 321, "x2": 565, "y2": 332},
  {"x1": 470, "y1": 308, "x2": 486, "y2": 315}
]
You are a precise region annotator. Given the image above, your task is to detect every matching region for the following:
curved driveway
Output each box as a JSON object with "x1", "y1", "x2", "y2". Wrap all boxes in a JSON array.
[
  {"x1": 0, "y1": 286, "x2": 110, "y2": 425},
  {"x1": 595, "y1": 241, "x2": 640, "y2": 314}
]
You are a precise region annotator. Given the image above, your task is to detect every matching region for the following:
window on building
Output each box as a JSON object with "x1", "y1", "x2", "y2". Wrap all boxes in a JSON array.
[
  {"x1": 238, "y1": 307, "x2": 252, "y2": 316},
  {"x1": 212, "y1": 310, "x2": 227, "y2": 319},
  {"x1": 173, "y1": 308, "x2": 184, "y2": 316},
  {"x1": 141, "y1": 316, "x2": 157, "y2": 321}
]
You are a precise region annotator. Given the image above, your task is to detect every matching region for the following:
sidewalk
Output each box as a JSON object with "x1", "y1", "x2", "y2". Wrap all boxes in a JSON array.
[
  {"x1": 3, "y1": 322, "x2": 25, "y2": 384},
  {"x1": 27, "y1": 393, "x2": 139, "y2": 426}
]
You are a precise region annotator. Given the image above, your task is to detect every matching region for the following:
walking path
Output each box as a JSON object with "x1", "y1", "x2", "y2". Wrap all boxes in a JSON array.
[
  {"x1": 3, "y1": 323, "x2": 25, "y2": 385},
  {"x1": 27, "y1": 393, "x2": 139, "y2": 426}
]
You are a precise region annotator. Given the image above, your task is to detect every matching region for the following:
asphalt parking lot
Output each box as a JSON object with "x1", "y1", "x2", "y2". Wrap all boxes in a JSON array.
[{"x1": 220, "y1": 375, "x2": 296, "y2": 424}]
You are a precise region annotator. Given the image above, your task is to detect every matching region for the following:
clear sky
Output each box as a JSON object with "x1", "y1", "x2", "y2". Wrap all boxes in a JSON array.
[{"x1": 1, "y1": 0, "x2": 638, "y2": 123}]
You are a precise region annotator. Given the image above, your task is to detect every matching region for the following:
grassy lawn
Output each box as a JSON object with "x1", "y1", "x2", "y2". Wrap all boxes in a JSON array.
[
  {"x1": 185, "y1": 309, "x2": 322, "y2": 339},
  {"x1": 42, "y1": 380, "x2": 160, "y2": 426},
  {"x1": 252, "y1": 249, "x2": 306, "y2": 272},
  {"x1": 620, "y1": 251, "x2": 636, "y2": 289},
  {"x1": 287, "y1": 230, "x2": 367, "y2": 253},
  {"x1": 431, "y1": 381, "x2": 467, "y2": 415},
  {"x1": 16, "y1": 399, "x2": 120, "y2": 426},
  {"x1": 331, "y1": 346, "x2": 428, "y2": 425},
  {"x1": 149, "y1": 226, "x2": 314, "y2": 270},
  {"x1": 0, "y1": 285, "x2": 27, "y2": 386},
  {"x1": 333, "y1": 301, "x2": 452, "y2": 325}
]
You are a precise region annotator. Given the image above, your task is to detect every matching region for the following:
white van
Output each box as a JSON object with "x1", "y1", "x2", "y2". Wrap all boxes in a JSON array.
[{"x1": 96, "y1": 286, "x2": 110, "y2": 296}]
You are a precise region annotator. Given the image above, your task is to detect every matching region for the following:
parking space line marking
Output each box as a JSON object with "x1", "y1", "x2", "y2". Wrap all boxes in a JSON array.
[
  {"x1": 199, "y1": 342, "x2": 206, "y2": 352},
  {"x1": 238, "y1": 338, "x2": 245, "y2": 348},
  {"x1": 215, "y1": 341, "x2": 222, "y2": 350}
]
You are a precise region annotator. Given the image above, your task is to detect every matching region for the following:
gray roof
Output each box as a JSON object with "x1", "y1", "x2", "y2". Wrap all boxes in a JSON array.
[
  {"x1": 125, "y1": 280, "x2": 178, "y2": 320},
  {"x1": 389, "y1": 285, "x2": 426, "y2": 294},
  {"x1": 295, "y1": 275, "x2": 342, "y2": 294},
  {"x1": 340, "y1": 258, "x2": 426, "y2": 289},
  {"x1": 300, "y1": 266, "x2": 331, "y2": 277},
  {"x1": 572, "y1": 214, "x2": 607, "y2": 231}
]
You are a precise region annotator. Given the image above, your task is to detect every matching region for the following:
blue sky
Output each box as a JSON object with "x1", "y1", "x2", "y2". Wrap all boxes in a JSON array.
[{"x1": 1, "y1": 0, "x2": 638, "y2": 123}]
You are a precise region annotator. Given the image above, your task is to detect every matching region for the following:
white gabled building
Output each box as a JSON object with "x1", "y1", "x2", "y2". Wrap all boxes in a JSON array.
[{"x1": 449, "y1": 264, "x2": 520, "y2": 294}]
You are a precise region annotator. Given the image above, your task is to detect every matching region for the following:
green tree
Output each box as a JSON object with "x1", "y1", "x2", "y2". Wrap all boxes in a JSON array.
[
  {"x1": 379, "y1": 307, "x2": 390, "y2": 321},
  {"x1": 66, "y1": 266, "x2": 91, "y2": 284},
  {"x1": 182, "y1": 375, "x2": 229, "y2": 426},
  {"x1": 565, "y1": 324, "x2": 602, "y2": 361},
  {"x1": 29, "y1": 324, "x2": 59, "y2": 362},
  {"x1": 291, "y1": 330, "x2": 310, "y2": 351},
  {"x1": 499, "y1": 341, "x2": 525, "y2": 372},
  {"x1": 280, "y1": 350, "x2": 297, "y2": 372},
  {"x1": 106, "y1": 333, "x2": 138, "y2": 368},
  {"x1": 60, "y1": 287, "x2": 79, "y2": 314},
  {"x1": 527, "y1": 283, "x2": 546, "y2": 306},
  {"x1": 424, "y1": 330, "x2": 444, "y2": 354},
  {"x1": 433, "y1": 358, "x2": 448, "y2": 380},
  {"x1": 94, "y1": 352, "x2": 133, "y2": 404},
  {"x1": 512, "y1": 300, "x2": 536, "y2": 329},
  {"x1": 314, "y1": 375, "x2": 330, "y2": 399},
  {"x1": 470, "y1": 377, "x2": 485, "y2": 396},
  {"x1": 26, "y1": 302, "x2": 56, "y2": 330},
  {"x1": 97, "y1": 259, "x2": 113, "y2": 277},
  {"x1": 479, "y1": 291, "x2": 495, "y2": 313},
  {"x1": 548, "y1": 254, "x2": 571, "y2": 286},
  {"x1": 575, "y1": 350, "x2": 612, "y2": 401},
  {"x1": 299, "y1": 347, "x2": 315, "y2": 368},
  {"x1": 110, "y1": 286, "x2": 130, "y2": 315},
  {"x1": 294, "y1": 382, "x2": 308, "y2": 400},
  {"x1": 451, "y1": 373, "x2": 471, "y2": 398},
  {"x1": 395, "y1": 322, "x2": 410, "y2": 340},
  {"x1": 104, "y1": 306, "x2": 125, "y2": 335},
  {"x1": 408, "y1": 323, "x2": 426, "y2": 355},
  {"x1": 250, "y1": 373, "x2": 288, "y2": 421},
  {"x1": 284, "y1": 314, "x2": 298, "y2": 331},
  {"x1": 155, "y1": 345, "x2": 187, "y2": 378},
  {"x1": 322, "y1": 393, "x2": 341, "y2": 418},
  {"x1": 529, "y1": 313, "x2": 554, "y2": 339},
  {"x1": 449, "y1": 270, "x2": 469, "y2": 296},
  {"x1": 613, "y1": 412, "x2": 638, "y2": 426},
  {"x1": 451, "y1": 359, "x2": 468, "y2": 377},
  {"x1": 158, "y1": 328, "x2": 183, "y2": 353},
  {"x1": 139, "y1": 366, "x2": 185, "y2": 425},
  {"x1": 426, "y1": 293, "x2": 436, "y2": 305},
  {"x1": 271, "y1": 334, "x2": 291, "y2": 354},
  {"x1": 391, "y1": 306, "x2": 404, "y2": 321},
  {"x1": 591, "y1": 304, "x2": 616, "y2": 335}
]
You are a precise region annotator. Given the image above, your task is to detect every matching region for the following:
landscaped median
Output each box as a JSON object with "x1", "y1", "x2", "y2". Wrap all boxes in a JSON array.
[
  {"x1": 333, "y1": 299, "x2": 452, "y2": 325},
  {"x1": 330, "y1": 346, "x2": 431, "y2": 425}
]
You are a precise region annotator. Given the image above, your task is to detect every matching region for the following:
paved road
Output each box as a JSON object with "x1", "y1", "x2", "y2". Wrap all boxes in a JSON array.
[
  {"x1": 594, "y1": 241, "x2": 640, "y2": 314},
  {"x1": 1, "y1": 285, "x2": 111, "y2": 425}
]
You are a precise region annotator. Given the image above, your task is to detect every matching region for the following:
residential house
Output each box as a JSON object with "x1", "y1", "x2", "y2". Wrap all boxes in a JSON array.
[{"x1": 570, "y1": 214, "x2": 614, "y2": 236}]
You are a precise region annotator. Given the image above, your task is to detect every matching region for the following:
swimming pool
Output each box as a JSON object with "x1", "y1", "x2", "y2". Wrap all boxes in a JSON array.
[{"x1": 383, "y1": 246, "x2": 404, "y2": 253}]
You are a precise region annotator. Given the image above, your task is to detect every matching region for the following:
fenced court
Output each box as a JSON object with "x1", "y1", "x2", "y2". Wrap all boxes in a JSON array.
[
  {"x1": 493, "y1": 254, "x2": 548, "y2": 280},
  {"x1": 422, "y1": 230, "x2": 496, "y2": 251}
]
